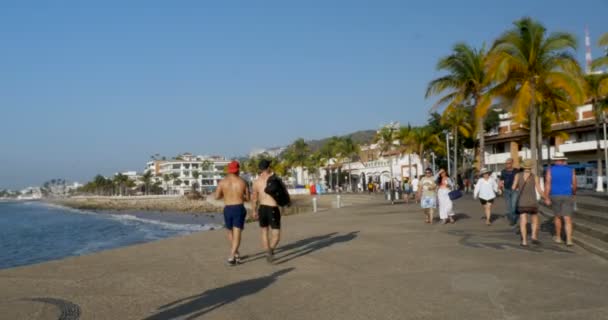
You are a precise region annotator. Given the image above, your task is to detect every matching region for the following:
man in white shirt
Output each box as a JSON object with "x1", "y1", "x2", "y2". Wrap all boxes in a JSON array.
[{"x1": 411, "y1": 176, "x2": 420, "y2": 204}]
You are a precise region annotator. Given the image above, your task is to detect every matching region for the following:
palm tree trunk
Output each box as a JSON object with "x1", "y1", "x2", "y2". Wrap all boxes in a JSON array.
[
  {"x1": 477, "y1": 117, "x2": 485, "y2": 170},
  {"x1": 595, "y1": 104, "x2": 604, "y2": 190},
  {"x1": 537, "y1": 114, "x2": 543, "y2": 173},
  {"x1": 530, "y1": 107, "x2": 539, "y2": 176}
]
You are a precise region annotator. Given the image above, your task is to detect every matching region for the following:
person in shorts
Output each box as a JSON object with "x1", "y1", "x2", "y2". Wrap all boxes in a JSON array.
[
  {"x1": 544, "y1": 152, "x2": 577, "y2": 246},
  {"x1": 512, "y1": 159, "x2": 545, "y2": 246},
  {"x1": 474, "y1": 168, "x2": 498, "y2": 226},
  {"x1": 252, "y1": 159, "x2": 282, "y2": 263},
  {"x1": 215, "y1": 160, "x2": 249, "y2": 266}
]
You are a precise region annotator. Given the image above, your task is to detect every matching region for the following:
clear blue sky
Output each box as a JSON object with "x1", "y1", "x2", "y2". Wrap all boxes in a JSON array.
[{"x1": 1, "y1": 0, "x2": 606, "y2": 188}]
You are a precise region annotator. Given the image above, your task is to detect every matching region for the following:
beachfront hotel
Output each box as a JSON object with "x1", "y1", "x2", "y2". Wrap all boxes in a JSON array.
[
  {"x1": 145, "y1": 153, "x2": 230, "y2": 195},
  {"x1": 483, "y1": 104, "x2": 608, "y2": 190}
]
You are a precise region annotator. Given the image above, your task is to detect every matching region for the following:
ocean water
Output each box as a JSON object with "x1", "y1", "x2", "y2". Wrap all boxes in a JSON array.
[{"x1": 0, "y1": 201, "x2": 221, "y2": 270}]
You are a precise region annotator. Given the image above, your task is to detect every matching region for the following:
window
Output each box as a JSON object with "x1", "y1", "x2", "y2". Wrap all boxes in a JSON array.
[{"x1": 172, "y1": 164, "x2": 180, "y2": 169}]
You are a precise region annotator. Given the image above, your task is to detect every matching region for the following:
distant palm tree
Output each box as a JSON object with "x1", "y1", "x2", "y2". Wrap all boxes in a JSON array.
[
  {"x1": 163, "y1": 174, "x2": 171, "y2": 195},
  {"x1": 426, "y1": 43, "x2": 492, "y2": 169},
  {"x1": 374, "y1": 126, "x2": 399, "y2": 190},
  {"x1": 488, "y1": 17, "x2": 584, "y2": 175},
  {"x1": 337, "y1": 137, "x2": 360, "y2": 192},
  {"x1": 192, "y1": 170, "x2": 201, "y2": 192},
  {"x1": 441, "y1": 105, "x2": 473, "y2": 177},
  {"x1": 398, "y1": 125, "x2": 416, "y2": 180},
  {"x1": 320, "y1": 137, "x2": 340, "y2": 191},
  {"x1": 592, "y1": 32, "x2": 608, "y2": 70},
  {"x1": 141, "y1": 171, "x2": 153, "y2": 195}
]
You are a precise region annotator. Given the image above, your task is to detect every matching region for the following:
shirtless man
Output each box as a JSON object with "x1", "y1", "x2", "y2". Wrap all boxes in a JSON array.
[
  {"x1": 251, "y1": 159, "x2": 282, "y2": 263},
  {"x1": 215, "y1": 160, "x2": 249, "y2": 266}
]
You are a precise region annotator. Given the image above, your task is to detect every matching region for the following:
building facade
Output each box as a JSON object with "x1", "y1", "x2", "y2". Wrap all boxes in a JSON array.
[
  {"x1": 145, "y1": 153, "x2": 230, "y2": 195},
  {"x1": 484, "y1": 104, "x2": 607, "y2": 189}
]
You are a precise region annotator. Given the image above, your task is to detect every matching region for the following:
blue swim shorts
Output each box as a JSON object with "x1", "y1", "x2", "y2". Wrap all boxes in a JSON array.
[{"x1": 223, "y1": 204, "x2": 247, "y2": 230}]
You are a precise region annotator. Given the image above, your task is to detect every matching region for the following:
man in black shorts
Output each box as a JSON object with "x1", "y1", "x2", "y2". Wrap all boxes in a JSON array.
[{"x1": 252, "y1": 159, "x2": 282, "y2": 263}]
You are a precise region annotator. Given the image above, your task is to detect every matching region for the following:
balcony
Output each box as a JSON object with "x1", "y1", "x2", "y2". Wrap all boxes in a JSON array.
[{"x1": 559, "y1": 140, "x2": 607, "y2": 153}]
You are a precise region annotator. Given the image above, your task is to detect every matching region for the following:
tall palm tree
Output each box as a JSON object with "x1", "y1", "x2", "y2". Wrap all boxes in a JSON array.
[
  {"x1": 441, "y1": 105, "x2": 473, "y2": 177},
  {"x1": 488, "y1": 17, "x2": 585, "y2": 175},
  {"x1": 398, "y1": 125, "x2": 416, "y2": 180},
  {"x1": 337, "y1": 137, "x2": 360, "y2": 192},
  {"x1": 163, "y1": 174, "x2": 171, "y2": 195},
  {"x1": 585, "y1": 73, "x2": 608, "y2": 187},
  {"x1": 374, "y1": 126, "x2": 399, "y2": 190},
  {"x1": 192, "y1": 170, "x2": 201, "y2": 192},
  {"x1": 320, "y1": 137, "x2": 340, "y2": 191},
  {"x1": 284, "y1": 138, "x2": 311, "y2": 185},
  {"x1": 426, "y1": 43, "x2": 492, "y2": 169},
  {"x1": 141, "y1": 171, "x2": 153, "y2": 195}
]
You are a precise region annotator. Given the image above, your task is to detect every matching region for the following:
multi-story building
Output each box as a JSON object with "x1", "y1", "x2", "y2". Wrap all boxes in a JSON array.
[
  {"x1": 145, "y1": 153, "x2": 230, "y2": 195},
  {"x1": 484, "y1": 104, "x2": 607, "y2": 189}
]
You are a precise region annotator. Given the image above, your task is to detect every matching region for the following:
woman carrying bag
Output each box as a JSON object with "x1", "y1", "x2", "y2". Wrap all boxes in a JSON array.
[{"x1": 512, "y1": 159, "x2": 545, "y2": 247}]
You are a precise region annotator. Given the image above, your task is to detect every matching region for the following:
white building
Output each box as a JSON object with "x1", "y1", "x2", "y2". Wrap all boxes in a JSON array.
[{"x1": 145, "y1": 153, "x2": 230, "y2": 195}]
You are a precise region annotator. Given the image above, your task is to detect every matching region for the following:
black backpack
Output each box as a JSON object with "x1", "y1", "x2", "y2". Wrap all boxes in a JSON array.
[{"x1": 264, "y1": 175, "x2": 291, "y2": 207}]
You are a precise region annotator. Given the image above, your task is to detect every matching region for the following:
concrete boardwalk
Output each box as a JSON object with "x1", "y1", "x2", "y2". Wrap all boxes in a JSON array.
[{"x1": 1, "y1": 196, "x2": 607, "y2": 320}]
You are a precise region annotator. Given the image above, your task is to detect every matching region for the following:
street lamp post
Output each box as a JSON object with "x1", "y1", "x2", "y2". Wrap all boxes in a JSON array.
[{"x1": 431, "y1": 152, "x2": 436, "y2": 173}]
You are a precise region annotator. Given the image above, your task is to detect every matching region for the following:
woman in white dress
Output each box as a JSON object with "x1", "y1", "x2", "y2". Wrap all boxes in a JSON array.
[{"x1": 437, "y1": 169, "x2": 455, "y2": 224}]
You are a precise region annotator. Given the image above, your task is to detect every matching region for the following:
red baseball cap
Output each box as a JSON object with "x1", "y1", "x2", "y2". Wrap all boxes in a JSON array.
[{"x1": 227, "y1": 161, "x2": 240, "y2": 174}]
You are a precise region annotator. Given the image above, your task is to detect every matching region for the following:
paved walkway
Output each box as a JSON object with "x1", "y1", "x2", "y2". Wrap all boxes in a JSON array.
[{"x1": 1, "y1": 196, "x2": 607, "y2": 319}]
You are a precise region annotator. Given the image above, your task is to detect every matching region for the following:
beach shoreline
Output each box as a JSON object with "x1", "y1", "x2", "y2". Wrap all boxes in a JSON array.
[{"x1": 48, "y1": 195, "x2": 317, "y2": 216}]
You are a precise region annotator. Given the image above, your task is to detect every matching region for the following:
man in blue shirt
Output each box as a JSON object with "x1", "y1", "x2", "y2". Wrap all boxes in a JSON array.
[
  {"x1": 544, "y1": 152, "x2": 577, "y2": 246},
  {"x1": 500, "y1": 158, "x2": 519, "y2": 226}
]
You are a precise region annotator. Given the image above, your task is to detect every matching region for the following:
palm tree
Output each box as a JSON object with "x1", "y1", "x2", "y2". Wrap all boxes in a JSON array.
[
  {"x1": 337, "y1": 137, "x2": 360, "y2": 192},
  {"x1": 374, "y1": 126, "x2": 399, "y2": 191},
  {"x1": 441, "y1": 105, "x2": 473, "y2": 177},
  {"x1": 488, "y1": 17, "x2": 585, "y2": 175},
  {"x1": 141, "y1": 171, "x2": 153, "y2": 195},
  {"x1": 585, "y1": 73, "x2": 608, "y2": 187},
  {"x1": 113, "y1": 173, "x2": 129, "y2": 196},
  {"x1": 192, "y1": 170, "x2": 201, "y2": 192},
  {"x1": 171, "y1": 172, "x2": 180, "y2": 195},
  {"x1": 163, "y1": 174, "x2": 171, "y2": 194},
  {"x1": 398, "y1": 125, "x2": 416, "y2": 180},
  {"x1": 426, "y1": 43, "x2": 492, "y2": 169},
  {"x1": 283, "y1": 138, "x2": 311, "y2": 185},
  {"x1": 411, "y1": 126, "x2": 443, "y2": 172},
  {"x1": 320, "y1": 137, "x2": 340, "y2": 191}
]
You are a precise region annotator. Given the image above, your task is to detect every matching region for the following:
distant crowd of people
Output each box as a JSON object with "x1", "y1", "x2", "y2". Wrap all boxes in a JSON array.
[{"x1": 406, "y1": 151, "x2": 576, "y2": 247}]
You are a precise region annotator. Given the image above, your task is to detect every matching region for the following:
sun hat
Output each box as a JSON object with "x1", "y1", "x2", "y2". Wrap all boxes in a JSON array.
[
  {"x1": 521, "y1": 159, "x2": 534, "y2": 169},
  {"x1": 227, "y1": 161, "x2": 240, "y2": 174},
  {"x1": 479, "y1": 168, "x2": 491, "y2": 175},
  {"x1": 552, "y1": 151, "x2": 568, "y2": 161}
]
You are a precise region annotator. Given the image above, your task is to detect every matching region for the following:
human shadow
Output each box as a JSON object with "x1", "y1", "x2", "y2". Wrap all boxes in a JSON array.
[
  {"x1": 452, "y1": 213, "x2": 471, "y2": 221},
  {"x1": 142, "y1": 268, "x2": 294, "y2": 320},
  {"x1": 273, "y1": 231, "x2": 360, "y2": 265},
  {"x1": 239, "y1": 233, "x2": 340, "y2": 264},
  {"x1": 445, "y1": 230, "x2": 574, "y2": 254}
]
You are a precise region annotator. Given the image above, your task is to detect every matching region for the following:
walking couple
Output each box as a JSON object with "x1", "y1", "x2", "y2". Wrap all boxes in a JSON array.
[
  {"x1": 214, "y1": 159, "x2": 287, "y2": 266},
  {"x1": 416, "y1": 168, "x2": 455, "y2": 224}
]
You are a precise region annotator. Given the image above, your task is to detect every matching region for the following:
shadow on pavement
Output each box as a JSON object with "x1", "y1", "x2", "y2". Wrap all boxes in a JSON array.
[
  {"x1": 445, "y1": 230, "x2": 574, "y2": 254},
  {"x1": 453, "y1": 213, "x2": 471, "y2": 221},
  {"x1": 241, "y1": 233, "x2": 339, "y2": 264},
  {"x1": 273, "y1": 231, "x2": 360, "y2": 265},
  {"x1": 143, "y1": 268, "x2": 294, "y2": 320}
]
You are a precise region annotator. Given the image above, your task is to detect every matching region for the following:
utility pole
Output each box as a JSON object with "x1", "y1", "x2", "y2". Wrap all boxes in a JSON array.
[{"x1": 446, "y1": 132, "x2": 451, "y2": 176}]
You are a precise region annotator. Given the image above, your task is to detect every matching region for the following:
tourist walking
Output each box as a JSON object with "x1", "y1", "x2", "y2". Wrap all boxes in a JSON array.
[
  {"x1": 474, "y1": 168, "x2": 498, "y2": 226},
  {"x1": 416, "y1": 168, "x2": 437, "y2": 224},
  {"x1": 215, "y1": 160, "x2": 249, "y2": 266},
  {"x1": 512, "y1": 159, "x2": 544, "y2": 246},
  {"x1": 437, "y1": 169, "x2": 455, "y2": 224},
  {"x1": 500, "y1": 158, "x2": 519, "y2": 226},
  {"x1": 403, "y1": 177, "x2": 412, "y2": 204},
  {"x1": 544, "y1": 152, "x2": 577, "y2": 246},
  {"x1": 252, "y1": 159, "x2": 289, "y2": 263},
  {"x1": 412, "y1": 175, "x2": 420, "y2": 204}
]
